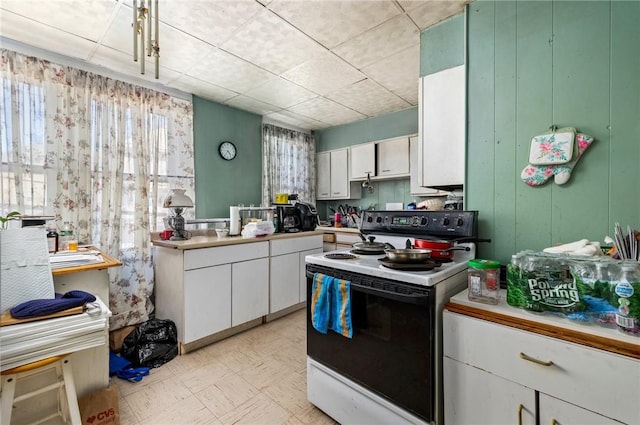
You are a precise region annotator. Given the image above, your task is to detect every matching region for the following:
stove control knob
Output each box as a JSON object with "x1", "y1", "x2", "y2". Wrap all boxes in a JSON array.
[
  {"x1": 420, "y1": 217, "x2": 428, "y2": 226},
  {"x1": 457, "y1": 218, "x2": 464, "y2": 226},
  {"x1": 443, "y1": 217, "x2": 450, "y2": 226},
  {"x1": 376, "y1": 216, "x2": 382, "y2": 223},
  {"x1": 366, "y1": 216, "x2": 373, "y2": 223}
]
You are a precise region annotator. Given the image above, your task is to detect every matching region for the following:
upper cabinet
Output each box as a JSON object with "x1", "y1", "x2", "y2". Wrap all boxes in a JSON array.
[
  {"x1": 316, "y1": 149, "x2": 361, "y2": 200},
  {"x1": 377, "y1": 136, "x2": 409, "y2": 178},
  {"x1": 419, "y1": 64, "x2": 466, "y2": 187},
  {"x1": 410, "y1": 135, "x2": 443, "y2": 196},
  {"x1": 349, "y1": 143, "x2": 375, "y2": 180}
]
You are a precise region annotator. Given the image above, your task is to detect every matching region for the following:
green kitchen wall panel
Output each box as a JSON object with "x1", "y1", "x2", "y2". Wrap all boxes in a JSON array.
[
  {"x1": 492, "y1": 1, "x2": 518, "y2": 261},
  {"x1": 315, "y1": 108, "x2": 417, "y2": 152},
  {"x1": 549, "y1": 1, "x2": 611, "y2": 243},
  {"x1": 419, "y1": 13, "x2": 464, "y2": 77},
  {"x1": 609, "y1": 1, "x2": 640, "y2": 231},
  {"x1": 513, "y1": 1, "x2": 554, "y2": 255},
  {"x1": 465, "y1": 0, "x2": 639, "y2": 263},
  {"x1": 193, "y1": 96, "x2": 263, "y2": 219}
]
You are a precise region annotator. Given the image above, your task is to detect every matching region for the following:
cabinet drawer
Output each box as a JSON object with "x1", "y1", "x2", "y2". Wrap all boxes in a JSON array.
[
  {"x1": 184, "y1": 242, "x2": 268, "y2": 270},
  {"x1": 271, "y1": 235, "x2": 322, "y2": 256},
  {"x1": 443, "y1": 311, "x2": 640, "y2": 424}
]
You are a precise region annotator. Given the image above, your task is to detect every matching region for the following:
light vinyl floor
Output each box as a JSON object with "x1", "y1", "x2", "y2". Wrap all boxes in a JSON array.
[{"x1": 117, "y1": 309, "x2": 337, "y2": 425}]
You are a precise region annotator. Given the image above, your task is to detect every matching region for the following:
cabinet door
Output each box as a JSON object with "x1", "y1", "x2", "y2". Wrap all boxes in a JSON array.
[
  {"x1": 330, "y1": 149, "x2": 349, "y2": 198},
  {"x1": 538, "y1": 393, "x2": 623, "y2": 425},
  {"x1": 420, "y1": 65, "x2": 465, "y2": 187},
  {"x1": 410, "y1": 135, "x2": 442, "y2": 196},
  {"x1": 299, "y1": 247, "x2": 323, "y2": 302},
  {"x1": 349, "y1": 143, "x2": 375, "y2": 180},
  {"x1": 316, "y1": 152, "x2": 331, "y2": 199},
  {"x1": 270, "y1": 252, "x2": 300, "y2": 313},
  {"x1": 184, "y1": 264, "x2": 231, "y2": 343},
  {"x1": 232, "y1": 258, "x2": 269, "y2": 326},
  {"x1": 377, "y1": 137, "x2": 409, "y2": 177},
  {"x1": 444, "y1": 357, "x2": 536, "y2": 425}
]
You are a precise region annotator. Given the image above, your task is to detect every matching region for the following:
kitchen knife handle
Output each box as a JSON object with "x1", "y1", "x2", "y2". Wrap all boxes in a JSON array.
[{"x1": 519, "y1": 352, "x2": 554, "y2": 367}]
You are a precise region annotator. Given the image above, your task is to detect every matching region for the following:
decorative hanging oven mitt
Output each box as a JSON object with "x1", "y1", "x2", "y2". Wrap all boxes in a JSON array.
[{"x1": 521, "y1": 130, "x2": 594, "y2": 186}]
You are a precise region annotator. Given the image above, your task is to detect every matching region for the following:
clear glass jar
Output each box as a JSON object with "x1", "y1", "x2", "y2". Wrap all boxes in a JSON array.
[{"x1": 468, "y1": 259, "x2": 501, "y2": 305}]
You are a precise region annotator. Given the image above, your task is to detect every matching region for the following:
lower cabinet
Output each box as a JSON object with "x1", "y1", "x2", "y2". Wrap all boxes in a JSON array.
[
  {"x1": 232, "y1": 258, "x2": 269, "y2": 326},
  {"x1": 155, "y1": 234, "x2": 323, "y2": 353},
  {"x1": 270, "y1": 235, "x2": 323, "y2": 314},
  {"x1": 443, "y1": 310, "x2": 639, "y2": 425}
]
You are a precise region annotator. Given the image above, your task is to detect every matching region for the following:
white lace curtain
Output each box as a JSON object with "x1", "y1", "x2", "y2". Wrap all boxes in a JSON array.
[
  {"x1": 262, "y1": 124, "x2": 315, "y2": 206},
  {"x1": 0, "y1": 49, "x2": 195, "y2": 330}
]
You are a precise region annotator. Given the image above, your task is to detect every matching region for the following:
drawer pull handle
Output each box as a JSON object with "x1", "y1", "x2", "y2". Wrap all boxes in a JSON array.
[
  {"x1": 520, "y1": 352, "x2": 554, "y2": 366},
  {"x1": 517, "y1": 404, "x2": 524, "y2": 425}
]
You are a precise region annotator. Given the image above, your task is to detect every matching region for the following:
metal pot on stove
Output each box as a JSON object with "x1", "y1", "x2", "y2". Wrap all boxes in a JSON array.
[{"x1": 413, "y1": 239, "x2": 471, "y2": 260}]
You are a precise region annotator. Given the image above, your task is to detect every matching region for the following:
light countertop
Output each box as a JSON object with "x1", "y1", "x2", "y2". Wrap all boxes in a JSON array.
[
  {"x1": 447, "y1": 289, "x2": 640, "y2": 359},
  {"x1": 151, "y1": 229, "x2": 324, "y2": 250},
  {"x1": 316, "y1": 226, "x2": 360, "y2": 234}
]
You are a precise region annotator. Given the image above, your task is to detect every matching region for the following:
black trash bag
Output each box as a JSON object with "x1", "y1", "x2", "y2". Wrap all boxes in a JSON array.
[{"x1": 121, "y1": 319, "x2": 178, "y2": 368}]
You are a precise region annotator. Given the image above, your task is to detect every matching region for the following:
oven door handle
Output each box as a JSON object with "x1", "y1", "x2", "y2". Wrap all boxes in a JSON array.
[{"x1": 350, "y1": 282, "x2": 431, "y2": 305}]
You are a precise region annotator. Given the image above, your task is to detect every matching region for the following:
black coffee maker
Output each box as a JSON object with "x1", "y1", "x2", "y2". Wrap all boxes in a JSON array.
[
  {"x1": 295, "y1": 201, "x2": 318, "y2": 231},
  {"x1": 277, "y1": 205, "x2": 301, "y2": 233}
]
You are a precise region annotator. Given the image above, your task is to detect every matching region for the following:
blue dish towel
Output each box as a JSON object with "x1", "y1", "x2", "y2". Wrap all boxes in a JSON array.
[
  {"x1": 10, "y1": 290, "x2": 96, "y2": 319},
  {"x1": 329, "y1": 277, "x2": 352, "y2": 338},
  {"x1": 311, "y1": 273, "x2": 352, "y2": 339}
]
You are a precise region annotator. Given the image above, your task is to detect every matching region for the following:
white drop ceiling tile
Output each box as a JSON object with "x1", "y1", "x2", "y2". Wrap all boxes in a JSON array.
[
  {"x1": 267, "y1": 0, "x2": 400, "y2": 49},
  {"x1": 408, "y1": 1, "x2": 469, "y2": 30},
  {"x1": 0, "y1": 11, "x2": 97, "y2": 61},
  {"x1": 264, "y1": 111, "x2": 329, "y2": 131},
  {"x1": 325, "y1": 79, "x2": 411, "y2": 118},
  {"x1": 287, "y1": 97, "x2": 365, "y2": 127},
  {"x1": 169, "y1": 75, "x2": 237, "y2": 103},
  {"x1": 332, "y1": 14, "x2": 420, "y2": 69},
  {"x1": 100, "y1": 7, "x2": 217, "y2": 74},
  {"x1": 91, "y1": 46, "x2": 182, "y2": 85},
  {"x1": 0, "y1": 0, "x2": 118, "y2": 42},
  {"x1": 225, "y1": 95, "x2": 279, "y2": 116},
  {"x1": 159, "y1": 0, "x2": 262, "y2": 47},
  {"x1": 361, "y1": 44, "x2": 419, "y2": 92},
  {"x1": 244, "y1": 77, "x2": 317, "y2": 109},
  {"x1": 392, "y1": 84, "x2": 419, "y2": 105},
  {"x1": 186, "y1": 49, "x2": 274, "y2": 94},
  {"x1": 220, "y1": 8, "x2": 325, "y2": 75},
  {"x1": 280, "y1": 51, "x2": 365, "y2": 96}
]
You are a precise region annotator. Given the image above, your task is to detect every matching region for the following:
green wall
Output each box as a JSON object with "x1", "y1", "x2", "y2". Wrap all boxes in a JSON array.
[
  {"x1": 193, "y1": 96, "x2": 263, "y2": 218},
  {"x1": 466, "y1": 0, "x2": 640, "y2": 263},
  {"x1": 315, "y1": 107, "x2": 419, "y2": 219},
  {"x1": 420, "y1": 13, "x2": 465, "y2": 76}
]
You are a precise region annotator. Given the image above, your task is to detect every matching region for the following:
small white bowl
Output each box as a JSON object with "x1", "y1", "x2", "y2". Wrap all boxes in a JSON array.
[{"x1": 215, "y1": 228, "x2": 229, "y2": 239}]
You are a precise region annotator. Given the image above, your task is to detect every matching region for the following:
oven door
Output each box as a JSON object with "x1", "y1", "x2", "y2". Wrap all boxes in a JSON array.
[{"x1": 306, "y1": 264, "x2": 435, "y2": 422}]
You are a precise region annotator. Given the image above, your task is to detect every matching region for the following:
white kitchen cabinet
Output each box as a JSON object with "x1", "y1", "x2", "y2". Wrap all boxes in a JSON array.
[
  {"x1": 155, "y1": 241, "x2": 269, "y2": 353},
  {"x1": 443, "y1": 308, "x2": 640, "y2": 425},
  {"x1": 184, "y1": 264, "x2": 231, "y2": 342},
  {"x1": 376, "y1": 136, "x2": 409, "y2": 178},
  {"x1": 409, "y1": 135, "x2": 443, "y2": 196},
  {"x1": 443, "y1": 356, "x2": 535, "y2": 425},
  {"x1": 349, "y1": 142, "x2": 375, "y2": 180},
  {"x1": 316, "y1": 151, "x2": 331, "y2": 199},
  {"x1": 419, "y1": 65, "x2": 466, "y2": 187},
  {"x1": 270, "y1": 235, "x2": 323, "y2": 314},
  {"x1": 316, "y1": 148, "x2": 361, "y2": 200},
  {"x1": 232, "y1": 258, "x2": 269, "y2": 326}
]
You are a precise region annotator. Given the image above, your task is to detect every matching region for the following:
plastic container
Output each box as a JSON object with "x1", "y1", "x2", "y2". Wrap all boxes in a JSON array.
[
  {"x1": 46, "y1": 226, "x2": 59, "y2": 253},
  {"x1": 614, "y1": 261, "x2": 640, "y2": 336},
  {"x1": 59, "y1": 221, "x2": 73, "y2": 251},
  {"x1": 468, "y1": 259, "x2": 501, "y2": 305}
]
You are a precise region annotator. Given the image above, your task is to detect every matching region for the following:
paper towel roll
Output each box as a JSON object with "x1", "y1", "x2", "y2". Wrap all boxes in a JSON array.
[{"x1": 229, "y1": 206, "x2": 240, "y2": 235}]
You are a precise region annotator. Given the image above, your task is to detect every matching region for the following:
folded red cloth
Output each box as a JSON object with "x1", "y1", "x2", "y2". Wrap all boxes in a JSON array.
[{"x1": 10, "y1": 290, "x2": 96, "y2": 319}]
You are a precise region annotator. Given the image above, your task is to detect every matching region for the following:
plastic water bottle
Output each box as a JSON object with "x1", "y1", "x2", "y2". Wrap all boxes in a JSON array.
[{"x1": 59, "y1": 221, "x2": 73, "y2": 251}]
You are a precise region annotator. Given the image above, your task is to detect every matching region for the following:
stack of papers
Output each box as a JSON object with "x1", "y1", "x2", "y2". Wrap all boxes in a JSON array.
[{"x1": 49, "y1": 250, "x2": 105, "y2": 269}]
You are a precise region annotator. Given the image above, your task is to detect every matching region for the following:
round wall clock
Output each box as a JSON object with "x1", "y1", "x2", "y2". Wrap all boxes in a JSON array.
[{"x1": 218, "y1": 141, "x2": 237, "y2": 161}]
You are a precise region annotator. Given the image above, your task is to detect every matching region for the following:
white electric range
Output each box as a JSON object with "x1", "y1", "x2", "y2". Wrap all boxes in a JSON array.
[{"x1": 305, "y1": 210, "x2": 481, "y2": 425}]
